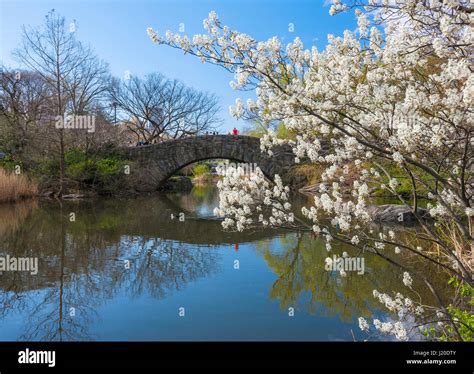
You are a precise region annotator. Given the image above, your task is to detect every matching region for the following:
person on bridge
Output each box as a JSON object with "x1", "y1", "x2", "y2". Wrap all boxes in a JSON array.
[{"x1": 232, "y1": 127, "x2": 239, "y2": 135}]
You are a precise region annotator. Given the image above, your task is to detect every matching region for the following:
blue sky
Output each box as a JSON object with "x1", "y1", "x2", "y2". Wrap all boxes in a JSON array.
[{"x1": 0, "y1": 0, "x2": 358, "y2": 132}]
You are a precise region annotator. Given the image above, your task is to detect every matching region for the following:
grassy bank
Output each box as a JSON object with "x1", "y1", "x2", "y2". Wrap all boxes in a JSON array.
[{"x1": 0, "y1": 168, "x2": 38, "y2": 203}]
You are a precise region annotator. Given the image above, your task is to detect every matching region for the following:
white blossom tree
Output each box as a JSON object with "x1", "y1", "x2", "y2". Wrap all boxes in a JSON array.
[{"x1": 148, "y1": 1, "x2": 473, "y2": 340}]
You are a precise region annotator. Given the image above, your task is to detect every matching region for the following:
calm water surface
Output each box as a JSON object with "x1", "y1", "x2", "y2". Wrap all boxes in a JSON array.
[{"x1": 0, "y1": 185, "x2": 449, "y2": 341}]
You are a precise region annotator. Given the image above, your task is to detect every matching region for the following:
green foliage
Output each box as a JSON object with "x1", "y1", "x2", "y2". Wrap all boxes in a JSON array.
[
  {"x1": 64, "y1": 149, "x2": 125, "y2": 193},
  {"x1": 67, "y1": 159, "x2": 124, "y2": 191},
  {"x1": 370, "y1": 161, "x2": 433, "y2": 199},
  {"x1": 0, "y1": 154, "x2": 21, "y2": 172},
  {"x1": 245, "y1": 121, "x2": 296, "y2": 140},
  {"x1": 66, "y1": 160, "x2": 95, "y2": 181},
  {"x1": 35, "y1": 158, "x2": 60, "y2": 179},
  {"x1": 448, "y1": 276, "x2": 474, "y2": 298},
  {"x1": 65, "y1": 148, "x2": 87, "y2": 165},
  {"x1": 96, "y1": 158, "x2": 123, "y2": 177},
  {"x1": 192, "y1": 163, "x2": 211, "y2": 177},
  {"x1": 445, "y1": 305, "x2": 474, "y2": 342},
  {"x1": 275, "y1": 122, "x2": 296, "y2": 140},
  {"x1": 420, "y1": 278, "x2": 474, "y2": 342},
  {"x1": 4, "y1": 147, "x2": 128, "y2": 194}
]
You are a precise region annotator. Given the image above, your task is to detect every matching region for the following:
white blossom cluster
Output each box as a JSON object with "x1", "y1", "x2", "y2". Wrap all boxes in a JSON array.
[
  {"x1": 260, "y1": 129, "x2": 287, "y2": 157},
  {"x1": 213, "y1": 165, "x2": 294, "y2": 231},
  {"x1": 358, "y1": 272, "x2": 423, "y2": 341}
]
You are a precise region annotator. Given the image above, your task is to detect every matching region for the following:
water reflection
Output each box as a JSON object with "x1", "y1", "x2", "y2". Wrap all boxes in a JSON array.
[
  {"x1": 0, "y1": 187, "x2": 450, "y2": 341},
  {"x1": 256, "y1": 233, "x2": 448, "y2": 321}
]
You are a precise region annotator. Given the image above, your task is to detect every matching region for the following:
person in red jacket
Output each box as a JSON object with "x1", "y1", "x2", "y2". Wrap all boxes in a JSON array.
[{"x1": 232, "y1": 127, "x2": 238, "y2": 135}]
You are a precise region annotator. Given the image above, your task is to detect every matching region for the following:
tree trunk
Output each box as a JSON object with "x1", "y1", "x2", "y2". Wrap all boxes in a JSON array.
[{"x1": 58, "y1": 128, "x2": 65, "y2": 197}]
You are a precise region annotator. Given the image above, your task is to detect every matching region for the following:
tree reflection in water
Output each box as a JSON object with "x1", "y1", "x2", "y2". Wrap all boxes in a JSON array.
[
  {"x1": 256, "y1": 232, "x2": 450, "y2": 323},
  {"x1": 0, "y1": 187, "x2": 451, "y2": 341},
  {"x1": 0, "y1": 197, "x2": 220, "y2": 341}
]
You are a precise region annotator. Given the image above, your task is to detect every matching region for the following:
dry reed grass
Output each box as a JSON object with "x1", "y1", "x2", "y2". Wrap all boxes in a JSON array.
[{"x1": 0, "y1": 168, "x2": 38, "y2": 203}]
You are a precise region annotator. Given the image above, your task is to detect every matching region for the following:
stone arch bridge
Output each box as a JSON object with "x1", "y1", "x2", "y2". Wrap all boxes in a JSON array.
[{"x1": 120, "y1": 135, "x2": 296, "y2": 192}]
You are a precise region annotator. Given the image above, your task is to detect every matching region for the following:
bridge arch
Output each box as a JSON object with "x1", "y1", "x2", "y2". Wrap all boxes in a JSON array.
[{"x1": 121, "y1": 135, "x2": 295, "y2": 192}]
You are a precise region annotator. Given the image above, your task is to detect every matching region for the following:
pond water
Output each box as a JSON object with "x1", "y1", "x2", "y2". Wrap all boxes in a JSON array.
[{"x1": 0, "y1": 185, "x2": 449, "y2": 341}]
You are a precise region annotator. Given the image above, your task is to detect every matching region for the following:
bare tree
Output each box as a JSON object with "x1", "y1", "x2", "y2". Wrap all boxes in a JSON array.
[
  {"x1": 0, "y1": 68, "x2": 51, "y2": 157},
  {"x1": 13, "y1": 10, "x2": 109, "y2": 196},
  {"x1": 107, "y1": 73, "x2": 221, "y2": 143}
]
